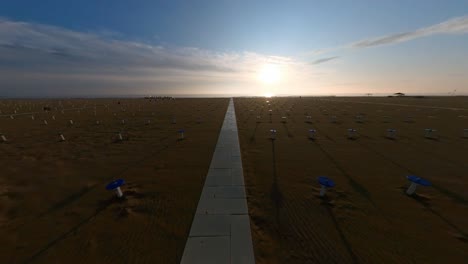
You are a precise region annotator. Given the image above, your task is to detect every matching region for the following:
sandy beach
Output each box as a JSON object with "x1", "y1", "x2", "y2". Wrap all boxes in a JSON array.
[
  {"x1": 1, "y1": 96, "x2": 467, "y2": 263},
  {"x1": 235, "y1": 96, "x2": 468, "y2": 264},
  {"x1": 0, "y1": 98, "x2": 229, "y2": 263}
]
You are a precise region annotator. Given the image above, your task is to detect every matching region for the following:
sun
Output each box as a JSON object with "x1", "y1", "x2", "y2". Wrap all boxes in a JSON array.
[{"x1": 258, "y1": 63, "x2": 281, "y2": 84}]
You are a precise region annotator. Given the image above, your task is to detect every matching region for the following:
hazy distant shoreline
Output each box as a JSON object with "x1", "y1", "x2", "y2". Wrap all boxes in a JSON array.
[{"x1": 0, "y1": 94, "x2": 466, "y2": 99}]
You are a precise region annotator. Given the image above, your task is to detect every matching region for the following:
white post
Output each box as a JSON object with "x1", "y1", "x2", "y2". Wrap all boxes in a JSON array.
[
  {"x1": 69, "y1": 120, "x2": 74, "y2": 125},
  {"x1": 118, "y1": 133, "x2": 123, "y2": 141},
  {"x1": 31, "y1": 115, "x2": 35, "y2": 120},
  {"x1": 406, "y1": 182, "x2": 418, "y2": 195},
  {"x1": 115, "y1": 187, "x2": 123, "y2": 197},
  {"x1": 270, "y1": 129, "x2": 276, "y2": 140},
  {"x1": 52, "y1": 115, "x2": 56, "y2": 120},
  {"x1": 309, "y1": 129, "x2": 316, "y2": 139},
  {"x1": 425, "y1": 129, "x2": 437, "y2": 139},
  {"x1": 1, "y1": 135, "x2": 7, "y2": 142},
  {"x1": 43, "y1": 120, "x2": 48, "y2": 125},
  {"x1": 60, "y1": 134, "x2": 66, "y2": 141},
  {"x1": 319, "y1": 185, "x2": 326, "y2": 197}
]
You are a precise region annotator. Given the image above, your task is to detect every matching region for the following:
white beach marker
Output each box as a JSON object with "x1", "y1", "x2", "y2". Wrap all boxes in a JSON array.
[
  {"x1": 424, "y1": 128, "x2": 437, "y2": 139},
  {"x1": 256, "y1": 116, "x2": 261, "y2": 123},
  {"x1": 31, "y1": 115, "x2": 35, "y2": 120},
  {"x1": 281, "y1": 116, "x2": 287, "y2": 123},
  {"x1": 305, "y1": 115, "x2": 312, "y2": 123},
  {"x1": 59, "y1": 133, "x2": 66, "y2": 142},
  {"x1": 386, "y1": 129, "x2": 397, "y2": 139},
  {"x1": 52, "y1": 115, "x2": 56, "y2": 120},
  {"x1": 10, "y1": 115, "x2": 14, "y2": 119},
  {"x1": 117, "y1": 132, "x2": 123, "y2": 141},
  {"x1": 347, "y1": 128, "x2": 358, "y2": 139},
  {"x1": 308, "y1": 129, "x2": 317, "y2": 140},
  {"x1": 43, "y1": 120, "x2": 48, "y2": 125},
  {"x1": 355, "y1": 114, "x2": 364, "y2": 123},
  {"x1": 269, "y1": 129, "x2": 277, "y2": 140},
  {"x1": 1, "y1": 134, "x2": 7, "y2": 142}
]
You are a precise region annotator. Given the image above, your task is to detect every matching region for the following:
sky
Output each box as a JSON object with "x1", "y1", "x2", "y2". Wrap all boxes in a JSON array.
[{"x1": 1, "y1": 0, "x2": 468, "y2": 97}]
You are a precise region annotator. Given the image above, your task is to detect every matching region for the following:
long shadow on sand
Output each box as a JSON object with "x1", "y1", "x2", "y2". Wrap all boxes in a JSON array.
[
  {"x1": 408, "y1": 192, "x2": 468, "y2": 243},
  {"x1": 357, "y1": 139, "x2": 468, "y2": 206},
  {"x1": 281, "y1": 123, "x2": 293, "y2": 138},
  {"x1": 320, "y1": 197, "x2": 359, "y2": 264},
  {"x1": 313, "y1": 142, "x2": 373, "y2": 206},
  {"x1": 270, "y1": 140, "x2": 283, "y2": 225},
  {"x1": 23, "y1": 196, "x2": 120, "y2": 263},
  {"x1": 249, "y1": 122, "x2": 260, "y2": 143},
  {"x1": 37, "y1": 144, "x2": 170, "y2": 219}
]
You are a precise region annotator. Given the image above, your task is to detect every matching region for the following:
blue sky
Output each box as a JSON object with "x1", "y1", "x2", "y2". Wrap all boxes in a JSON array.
[{"x1": 1, "y1": 1, "x2": 467, "y2": 96}]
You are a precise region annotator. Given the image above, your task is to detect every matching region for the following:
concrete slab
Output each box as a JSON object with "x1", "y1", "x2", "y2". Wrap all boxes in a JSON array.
[
  {"x1": 196, "y1": 198, "x2": 248, "y2": 215},
  {"x1": 181, "y1": 98, "x2": 255, "y2": 264},
  {"x1": 202, "y1": 186, "x2": 246, "y2": 199},
  {"x1": 189, "y1": 214, "x2": 231, "y2": 236},
  {"x1": 205, "y1": 168, "x2": 232, "y2": 186},
  {"x1": 181, "y1": 236, "x2": 230, "y2": 264},
  {"x1": 231, "y1": 215, "x2": 255, "y2": 264}
]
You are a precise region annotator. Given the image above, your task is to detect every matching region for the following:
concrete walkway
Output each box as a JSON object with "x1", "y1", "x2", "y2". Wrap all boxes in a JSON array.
[{"x1": 181, "y1": 98, "x2": 255, "y2": 264}]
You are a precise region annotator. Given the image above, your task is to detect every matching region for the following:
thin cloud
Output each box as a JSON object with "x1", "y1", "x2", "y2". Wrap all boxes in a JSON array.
[
  {"x1": 0, "y1": 18, "x2": 320, "y2": 96},
  {"x1": 312, "y1": 56, "x2": 340, "y2": 65},
  {"x1": 352, "y1": 15, "x2": 468, "y2": 48}
]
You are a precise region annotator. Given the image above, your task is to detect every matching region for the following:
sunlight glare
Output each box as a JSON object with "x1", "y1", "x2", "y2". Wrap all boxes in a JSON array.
[{"x1": 258, "y1": 63, "x2": 281, "y2": 84}]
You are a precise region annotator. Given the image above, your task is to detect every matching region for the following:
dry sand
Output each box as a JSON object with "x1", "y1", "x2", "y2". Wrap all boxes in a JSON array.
[
  {"x1": 235, "y1": 96, "x2": 468, "y2": 264},
  {"x1": 0, "y1": 98, "x2": 229, "y2": 263}
]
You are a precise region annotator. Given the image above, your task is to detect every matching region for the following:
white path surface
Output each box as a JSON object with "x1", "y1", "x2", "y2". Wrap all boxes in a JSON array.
[{"x1": 181, "y1": 98, "x2": 255, "y2": 264}]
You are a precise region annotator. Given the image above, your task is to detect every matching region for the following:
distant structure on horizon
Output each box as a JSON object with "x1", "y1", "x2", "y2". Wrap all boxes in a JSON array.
[{"x1": 144, "y1": 96, "x2": 175, "y2": 101}]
